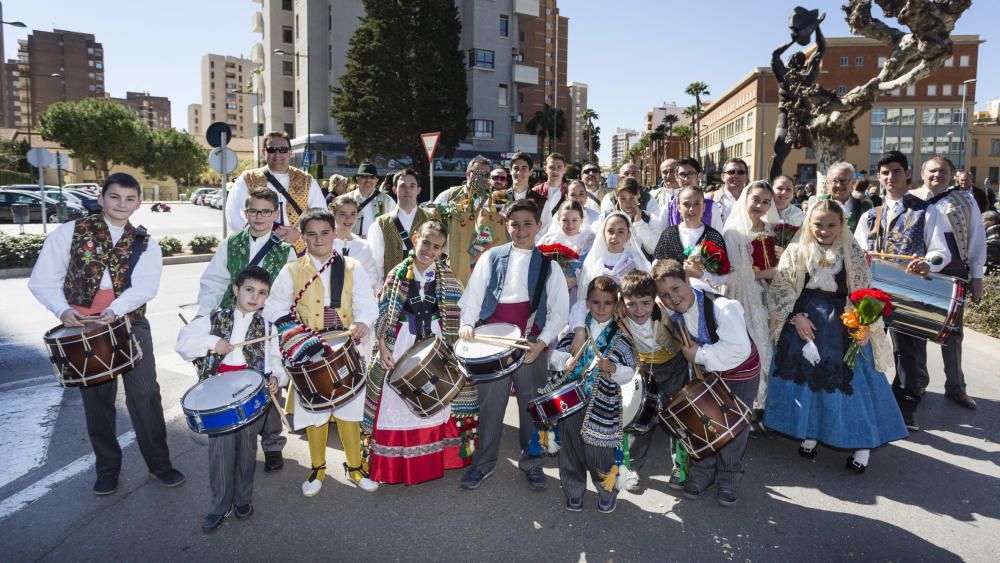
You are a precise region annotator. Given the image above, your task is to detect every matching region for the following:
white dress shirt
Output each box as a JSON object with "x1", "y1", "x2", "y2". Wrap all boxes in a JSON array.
[
  {"x1": 930, "y1": 189, "x2": 987, "y2": 279},
  {"x1": 675, "y1": 223, "x2": 730, "y2": 287},
  {"x1": 548, "y1": 316, "x2": 634, "y2": 385},
  {"x1": 853, "y1": 194, "x2": 951, "y2": 272},
  {"x1": 714, "y1": 188, "x2": 740, "y2": 226},
  {"x1": 197, "y1": 231, "x2": 297, "y2": 318},
  {"x1": 29, "y1": 218, "x2": 162, "y2": 320},
  {"x1": 458, "y1": 245, "x2": 569, "y2": 346},
  {"x1": 350, "y1": 187, "x2": 397, "y2": 238},
  {"x1": 226, "y1": 168, "x2": 326, "y2": 232},
  {"x1": 332, "y1": 236, "x2": 382, "y2": 292},
  {"x1": 175, "y1": 308, "x2": 288, "y2": 386},
  {"x1": 676, "y1": 287, "x2": 751, "y2": 373},
  {"x1": 367, "y1": 206, "x2": 416, "y2": 278},
  {"x1": 625, "y1": 316, "x2": 656, "y2": 354}
]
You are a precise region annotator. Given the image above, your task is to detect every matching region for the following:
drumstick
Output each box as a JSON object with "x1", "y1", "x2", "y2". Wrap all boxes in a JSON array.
[
  {"x1": 472, "y1": 336, "x2": 532, "y2": 350},
  {"x1": 673, "y1": 318, "x2": 705, "y2": 380},
  {"x1": 477, "y1": 334, "x2": 530, "y2": 344},
  {"x1": 178, "y1": 313, "x2": 189, "y2": 325},
  {"x1": 230, "y1": 333, "x2": 280, "y2": 348},
  {"x1": 268, "y1": 390, "x2": 292, "y2": 431},
  {"x1": 869, "y1": 251, "x2": 920, "y2": 262}
]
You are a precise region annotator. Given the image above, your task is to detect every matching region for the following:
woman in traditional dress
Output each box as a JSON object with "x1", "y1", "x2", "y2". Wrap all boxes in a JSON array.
[
  {"x1": 722, "y1": 180, "x2": 779, "y2": 413},
  {"x1": 362, "y1": 221, "x2": 478, "y2": 485},
  {"x1": 764, "y1": 200, "x2": 907, "y2": 472},
  {"x1": 772, "y1": 175, "x2": 806, "y2": 255}
]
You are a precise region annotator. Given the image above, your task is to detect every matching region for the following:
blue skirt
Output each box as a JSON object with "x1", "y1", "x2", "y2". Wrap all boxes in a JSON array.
[{"x1": 764, "y1": 290, "x2": 908, "y2": 449}]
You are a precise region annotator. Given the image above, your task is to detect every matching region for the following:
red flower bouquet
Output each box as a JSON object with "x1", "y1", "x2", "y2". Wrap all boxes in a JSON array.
[
  {"x1": 685, "y1": 241, "x2": 732, "y2": 275},
  {"x1": 537, "y1": 243, "x2": 580, "y2": 270},
  {"x1": 774, "y1": 223, "x2": 801, "y2": 248},
  {"x1": 840, "y1": 288, "x2": 893, "y2": 368}
]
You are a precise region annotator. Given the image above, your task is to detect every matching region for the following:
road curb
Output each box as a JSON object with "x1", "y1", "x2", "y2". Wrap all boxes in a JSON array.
[
  {"x1": 0, "y1": 267, "x2": 32, "y2": 279},
  {"x1": 0, "y1": 254, "x2": 212, "y2": 279}
]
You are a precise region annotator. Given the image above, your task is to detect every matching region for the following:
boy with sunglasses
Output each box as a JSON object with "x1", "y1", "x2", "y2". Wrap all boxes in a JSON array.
[
  {"x1": 198, "y1": 186, "x2": 296, "y2": 472},
  {"x1": 492, "y1": 152, "x2": 548, "y2": 223},
  {"x1": 226, "y1": 131, "x2": 326, "y2": 254}
]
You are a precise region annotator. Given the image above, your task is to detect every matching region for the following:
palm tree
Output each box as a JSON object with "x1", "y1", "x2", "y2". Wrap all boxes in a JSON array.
[
  {"x1": 651, "y1": 125, "x2": 667, "y2": 180},
  {"x1": 525, "y1": 104, "x2": 567, "y2": 157},
  {"x1": 580, "y1": 109, "x2": 599, "y2": 163},
  {"x1": 662, "y1": 113, "x2": 680, "y2": 160},
  {"x1": 673, "y1": 124, "x2": 692, "y2": 157},
  {"x1": 684, "y1": 81, "x2": 710, "y2": 162}
]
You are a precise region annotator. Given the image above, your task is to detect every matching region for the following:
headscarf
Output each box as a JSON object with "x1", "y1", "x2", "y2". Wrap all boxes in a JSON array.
[{"x1": 577, "y1": 211, "x2": 650, "y2": 302}]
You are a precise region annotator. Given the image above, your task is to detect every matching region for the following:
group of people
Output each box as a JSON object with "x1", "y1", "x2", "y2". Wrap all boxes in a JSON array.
[{"x1": 25, "y1": 129, "x2": 986, "y2": 533}]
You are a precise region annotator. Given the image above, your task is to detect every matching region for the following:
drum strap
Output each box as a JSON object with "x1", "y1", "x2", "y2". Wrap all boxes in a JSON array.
[
  {"x1": 124, "y1": 226, "x2": 149, "y2": 290},
  {"x1": 524, "y1": 255, "x2": 552, "y2": 339},
  {"x1": 328, "y1": 254, "x2": 345, "y2": 308},
  {"x1": 264, "y1": 171, "x2": 303, "y2": 217},
  {"x1": 393, "y1": 215, "x2": 414, "y2": 252},
  {"x1": 354, "y1": 189, "x2": 382, "y2": 235},
  {"x1": 249, "y1": 234, "x2": 280, "y2": 267}
]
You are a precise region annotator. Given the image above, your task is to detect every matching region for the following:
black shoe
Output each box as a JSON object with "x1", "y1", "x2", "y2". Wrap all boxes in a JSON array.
[
  {"x1": 264, "y1": 451, "x2": 284, "y2": 472},
  {"x1": 459, "y1": 467, "x2": 494, "y2": 490},
  {"x1": 565, "y1": 497, "x2": 583, "y2": 512},
  {"x1": 902, "y1": 411, "x2": 920, "y2": 432},
  {"x1": 667, "y1": 467, "x2": 685, "y2": 491},
  {"x1": 235, "y1": 503, "x2": 253, "y2": 519},
  {"x1": 150, "y1": 468, "x2": 186, "y2": 487},
  {"x1": 93, "y1": 474, "x2": 118, "y2": 496},
  {"x1": 845, "y1": 456, "x2": 867, "y2": 474},
  {"x1": 525, "y1": 467, "x2": 547, "y2": 490},
  {"x1": 798, "y1": 445, "x2": 819, "y2": 459},
  {"x1": 716, "y1": 488, "x2": 738, "y2": 507},
  {"x1": 201, "y1": 506, "x2": 233, "y2": 532},
  {"x1": 683, "y1": 481, "x2": 705, "y2": 500},
  {"x1": 945, "y1": 391, "x2": 978, "y2": 410},
  {"x1": 597, "y1": 492, "x2": 618, "y2": 514}
]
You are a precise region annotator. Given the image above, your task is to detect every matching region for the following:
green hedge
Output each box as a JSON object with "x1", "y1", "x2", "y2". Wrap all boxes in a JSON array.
[
  {"x1": 189, "y1": 234, "x2": 219, "y2": 255},
  {"x1": 0, "y1": 170, "x2": 34, "y2": 185},
  {"x1": 0, "y1": 232, "x2": 47, "y2": 268},
  {"x1": 967, "y1": 275, "x2": 1000, "y2": 338},
  {"x1": 158, "y1": 236, "x2": 183, "y2": 257}
]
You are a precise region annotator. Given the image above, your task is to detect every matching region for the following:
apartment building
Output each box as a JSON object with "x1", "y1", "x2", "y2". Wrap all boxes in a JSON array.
[
  {"x1": 112, "y1": 91, "x2": 171, "y2": 131},
  {"x1": 567, "y1": 81, "x2": 588, "y2": 162},
  {"x1": 197, "y1": 54, "x2": 258, "y2": 139}
]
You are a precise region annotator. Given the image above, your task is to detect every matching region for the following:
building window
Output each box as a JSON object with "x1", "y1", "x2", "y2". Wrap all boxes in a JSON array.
[
  {"x1": 545, "y1": 79, "x2": 552, "y2": 87},
  {"x1": 519, "y1": 31, "x2": 524, "y2": 42},
  {"x1": 878, "y1": 56, "x2": 887, "y2": 68},
  {"x1": 837, "y1": 85, "x2": 847, "y2": 95},
  {"x1": 958, "y1": 83, "x2": 968, "y2": 95},
  {"x1": 295, "y1": 15, "x2": 299, "y2": 39},
  {"x1": 839, "y1": 56, "x2": 849, "y2": 66},
  {"x1": 499, "y1": 84, "x2": 508, "y2": 107},
  {"x1": 937, "y1": 107, "x2": 953, "y2": 125},
  {"x1": 468, "y1": 49, "x2": 495, "y2": 69},
  {"x1": 283, "y1": 90, "x2": 294, "y2": 108},
  {"x1": 870, "y1": 108, "x2": 886, "y2": 125},
  {"x1": 944, "y1": 56, "x2": 954, "y2": 67},
  {"x1": 960, "y1": 55, "x2": 970, "y2": 67},
  {"x1": 906, "y1": 85, "x2": 916, "y2": 96},
  {"x1": 901, "y1": 108, "x2": 916, "y2": 126},
  {"x1": 282, "y1": 0, "x2": 292, "y2": 10},
  {"x1": 545, "y1": 23, "x2": 553, "y2": 30},
  {"x1": 942, "y1": 84, "x2": 953, "y2": 96},
  {"x1": 282, "y1": 60, "x2": 294, "y2": 76},
  {"x1": 855, "y1": 56, "x2": 864, "y2": 66},
  {"x1": 927, "y1": 84, "x2": 937, "y2": 96},
  {"x1": 545, "y1": 37, "x2": 551, "y2": 45},
  {"x1": 468, "y1": 119, "x2": 494, "y2": 139},
  {"x1": 516, "y1": 113, "x2": 523, "y2": 123},
  {"x1": 282, "y1": 26, "x2": 293, "y2": 44},
  {"x1": 284, "y1": 123, "x2": 295, "y2": 136},
  {"x1": 499, "y1": 15, "x2": 509, "y2": 38},
  {"x1": 296, "y1": 90, "x2": 300, "y2": 112},
  {"x1": 545, "y1": 65, "x2": 552, "y2": 72},
  {"x1": 226, "y1": 103, "x2": 237, "y2": 110},
  {"x1": 225, "y1": 81, "x2": 237, "y2": 89},
  {"x1": 88, "y1": 84, "x2": 96, "y2": 92}
]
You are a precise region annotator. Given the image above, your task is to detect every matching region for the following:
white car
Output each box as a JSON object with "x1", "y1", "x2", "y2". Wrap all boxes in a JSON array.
[{"x1": 190, "y1": 187, "x2": 216, "y2": 204}]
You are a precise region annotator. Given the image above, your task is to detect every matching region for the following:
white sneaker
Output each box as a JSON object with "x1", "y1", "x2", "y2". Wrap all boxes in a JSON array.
[
  {"x1": 301, "y1": 477, "x2": 323, "y2": 497},
  {"x1": 354, "y1": 477, "x2": 379, "y2": 492},
  {"x1": 625, "y1": 472, "x2": 641, "y2": 492}
]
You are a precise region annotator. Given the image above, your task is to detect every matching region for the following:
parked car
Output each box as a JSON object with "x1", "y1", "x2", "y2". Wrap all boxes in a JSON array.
[
  {"x1": 1, "y1": 183, "x2": 60, "y2": 193},
  {"x1": 0, "y1": 191, "x2": 87, "y2": 223},
  {"x1": 208, "y1": 192, "x2": 223, "y2": 209},
  {"x1": 195, "y1": 189, "x2": 219, "y2": 206},
  {"x1": 63, "y1": 189, "x2": 103, "y2": 214},
  {"x1": 63, "y1": 183, "x2": 101, "y2": 196},
  {"x1": 189, "y1": 187, "x2": 216, "y2": 204}
]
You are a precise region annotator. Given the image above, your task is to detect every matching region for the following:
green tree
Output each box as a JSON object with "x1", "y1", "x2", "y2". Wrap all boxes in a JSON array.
[
  {"x1": 580, "y1": 109, "x2": 600, "y2": 163},
  {"x1": 525, "y1": 104, "x2": 567, "y2": 157},
  {"x1": 684, "y1": 81, "x2": 710, "y2": 160},
  {"x1": 0, "y1": 138, "x2": 31, "y2": 174},
  {"x1": 330, "y1": 0, "x2": 468, "y2": 183},
  {"x1": 673, "y1": 124, "x2": 692, "y2": 157},
  {"x1": 37, "y1": 98, "x2": 151, "y2": 182},
  {"x1": 143, "y1": 128, "x2": 208, "y2": 187}
]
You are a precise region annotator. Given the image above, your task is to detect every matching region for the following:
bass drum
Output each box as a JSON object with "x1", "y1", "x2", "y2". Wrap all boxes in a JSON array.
[{"x1": 870, "y1": 258, "x2": 965, "y2": 343}]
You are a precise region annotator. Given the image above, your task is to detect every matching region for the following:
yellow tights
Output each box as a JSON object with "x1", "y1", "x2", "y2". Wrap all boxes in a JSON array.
[{"x1": 305, "y1": 418, "x2": 366, "y2": 482}]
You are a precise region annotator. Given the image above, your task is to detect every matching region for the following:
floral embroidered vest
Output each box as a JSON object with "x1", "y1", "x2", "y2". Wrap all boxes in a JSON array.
[
  {"x1": 193, "y1": 308, "x2": 266, "y2": 379},
  {"x1": 63, "y1": 215, "x2": 148, "y2": 319},
  {"x1": 220, "y1": 229, "x2": 291, "y2": 310},
  {"x1": 243, "y1": 166, "x2": 313, "y2": 254}
]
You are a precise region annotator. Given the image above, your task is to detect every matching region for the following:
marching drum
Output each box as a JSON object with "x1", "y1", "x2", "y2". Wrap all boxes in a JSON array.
[
  {"x1": 388, "y1": 336, "x2": 465, "y2": 418},
  {"x1": 621, "y1": 372, "x2": 660, "y2": 434},
  {"x1": 658, "y1": 373, "x2": 751, "y2": 460},
  {"x1": 285, "y1": 333, "x2": 365, "y2": 410},
  {"x1": 181, "y1": 369, "x2": 269, "y2": 435},
  {"x1": 453, "y1": 323, "x2": 525, "y2": 382},
  {"x1": 43, "y1": 316, "x2": 143, "y2": 387},
  {"x1": 870, "y1": 258, "x2": 965, "y2": 343},
  {"x1": 527, "y1": 382, "x2": 587, "y2": 424}
]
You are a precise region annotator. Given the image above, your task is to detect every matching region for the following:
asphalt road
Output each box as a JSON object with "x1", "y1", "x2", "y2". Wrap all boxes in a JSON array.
[{"x1": 0, "y1": 263, "x2": 998, "y2": 561}]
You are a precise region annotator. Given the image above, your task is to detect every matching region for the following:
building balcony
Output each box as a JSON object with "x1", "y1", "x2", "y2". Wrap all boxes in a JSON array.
[
  {"x1": 251, "y1": 43, "x2": 264, "y2": 64},
  {"x1": 514, "y1": 0, "x2": 539, "y2": 17},
  {"x1": 513, "y1": 64, "x2": 538, "y2": 85}
]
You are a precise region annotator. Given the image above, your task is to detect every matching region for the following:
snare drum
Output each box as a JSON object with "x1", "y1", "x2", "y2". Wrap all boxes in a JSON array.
[
  {"x1": 285, "y1": 334, "x2": 365, "y2": 410},
  {"x1": 388, "y1": 336, "x2": 465, "y2": 417},
  {"x1": 658, "y1": 373, "x2": 751, "y2": 460},
  {"x1": 181, "y1": 369, "x2": 269, "y2": 435},
  {"x1": 870, "y1": 258, "x2": 965, "y2": 343},
  {"x1": 453, "y1": 323, "x2": 525, "y2": 382},
  {"x1": 621, "y1": 372, "x2": 659, "y2": 434},
  {"x1": 43, "y1": 316, "x2": 143, "y2": 387},
  {"x1": 527, "y1": 382, "x2": 587, "y2": 424}
]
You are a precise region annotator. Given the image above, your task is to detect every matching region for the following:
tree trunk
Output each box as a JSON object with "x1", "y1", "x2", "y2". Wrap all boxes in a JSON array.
[{"x1": 813, "y1": 136, "x2": 847, "y2": 198}]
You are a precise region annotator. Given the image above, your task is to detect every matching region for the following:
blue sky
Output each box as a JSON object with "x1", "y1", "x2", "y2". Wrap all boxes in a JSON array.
[{"x1": 4, "y1": 0, "x2": 997, "y2": 164}]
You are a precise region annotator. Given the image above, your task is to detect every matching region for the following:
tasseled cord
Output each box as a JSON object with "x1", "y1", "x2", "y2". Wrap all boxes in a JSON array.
[{"x1": 600, "y1": 440, "x2": 627, "y2": 493}]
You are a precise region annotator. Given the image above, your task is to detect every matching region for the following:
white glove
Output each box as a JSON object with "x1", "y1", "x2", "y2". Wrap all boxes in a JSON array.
[{"x1": 802, "y1": 340, "x2": 821, "y2": 366}]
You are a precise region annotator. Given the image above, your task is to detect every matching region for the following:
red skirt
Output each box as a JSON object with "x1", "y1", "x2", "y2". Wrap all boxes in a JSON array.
[{"x1": 368, "y1": 399, "x2": 473, "y2": 486}]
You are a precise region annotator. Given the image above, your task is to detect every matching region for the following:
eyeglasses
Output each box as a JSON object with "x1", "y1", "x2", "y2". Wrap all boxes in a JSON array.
[
  {"x1": 245, "y1": 208, "x2": 277, "y2": 218},
  {"x1": 583, "y1": 169, "x2": 600, "y2": 175},
  {"x1": 264, "y1": 146, "x2": 290, "y2": 154},
  {"x1": 677, "y1": 171, "x2": 696, "y2": 178},
  {"x1": 490, "y1": 175, "x2": 508, "y2": 182},
  {"x1": 828, "y1": 178, "x2": 852, "y2": 185},
  {"x1": 724, "y1": 169, "x2": 747, "y2": 176}
]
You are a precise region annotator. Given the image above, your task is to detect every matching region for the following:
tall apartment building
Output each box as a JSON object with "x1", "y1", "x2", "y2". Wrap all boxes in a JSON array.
[
  {"x1": 112, "y1": 91, "x2": 171, "y2": 130},
  {"x1": 611, "y1": 127, "x2": 639, "y2": 168},
  {"x1": 567, "y1": 81, "x2": 588, "y2": 162},
  {"x1": 0, "y1": 1, "x2": 10, "y2": 128},
  {"x1": 187, "y1": 103, "x2": 202, "y2": 134},
  {"x1": 196, "y1": 54, "x2": 258, "y2": 138},
  {"x1": 695, "y1": 35, "x2": 981, "y2": 182},
  {"x1": 12, "y1": 29, "x2": 105, "y2": 129}
]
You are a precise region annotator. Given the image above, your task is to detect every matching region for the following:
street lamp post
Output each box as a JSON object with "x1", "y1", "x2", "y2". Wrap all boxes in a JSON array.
[
  {"x1": 273, "y1": 49, "x2": 311, "y2": 170},
  {"x1": 959, "y1": 77, "x2": 976, "y2": 172}
]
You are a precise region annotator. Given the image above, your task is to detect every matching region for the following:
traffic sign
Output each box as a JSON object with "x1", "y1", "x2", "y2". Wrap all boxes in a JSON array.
[
  {"x1": 206, "y1": 122, "x2": 233, "y2": 148},
  {"x1": 27, "y1": 147, "x2": 54, "y2": 168},
  {"x1": 420, "y1": 132, "x2": 441, "y2": 162},
  {"x1": 302, "y1": 150, "x2": 312, "y2": 168},
  {"x1": 208, "y1": 147, "x2": 239, "y2": 175}
]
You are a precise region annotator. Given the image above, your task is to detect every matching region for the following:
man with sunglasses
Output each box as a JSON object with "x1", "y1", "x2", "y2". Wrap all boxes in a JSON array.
[
  {"x1": 434, "y1": 155, "x2": 492, "y2": 206},
  {"x1": 198, "y1": 187, "x2": 296, "y2": 472},
  {"x1": 493, "y1": 153, "x2": 549, "y2": 231},
  {"x1": 227, "y1": 131, "x2": 326, "y2": 255},
  {"x1": 580, "y1": 163, "x2": 609, "y2": 208},
  {"x1": 710, "y1": 158, "x2": 750, "y2": 225},
  {"x1": 346, "y1": 163, "x2": 396, "y2": 238}
]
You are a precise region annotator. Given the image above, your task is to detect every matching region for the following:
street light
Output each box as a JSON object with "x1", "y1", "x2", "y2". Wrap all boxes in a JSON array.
[
  {"x1": 273, "y1": 48, "x2": 311, "y2": 169},
  {"x1": 2, "y1": 20, "x2": 26, "y2": 27},
  {"x1": 25, "y1": 72, "x2": 64, "y2": 148},
  {"x1": 231, "y1": 88, "x2": 262, "y2": 166},
  {"x1": 959, "y1": 77, "x2": 976, "y2": 171}
]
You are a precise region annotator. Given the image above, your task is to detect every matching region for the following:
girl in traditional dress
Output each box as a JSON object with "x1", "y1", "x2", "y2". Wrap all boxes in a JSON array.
[
  {"x1": 362, "y1": 221, "x2": 478, "y2": 485},
  {"x1": 329, "y1": 194, "x2": 381, "y2": 294},
  {"x1": 577, "y1": 211, "x2": 651, "y2": 303},
  {"x1": 722, "y1": 181, "x2": 778, "y2": 413},
  {"x1": 540, "y1": 200, "x2": 595, "y2": 304},
  {"x1": 772, "y1": 175, "x2": 806, "y2": 255},
  {"x1": 566, "y1": 179, "x2": 602, "y2": 227},
  {"x1": 653, "y1": 186, "x2": 730, "y2": 288},
  {"x1": 764, "y1": 200, "x2": 907, "y2": 472}
]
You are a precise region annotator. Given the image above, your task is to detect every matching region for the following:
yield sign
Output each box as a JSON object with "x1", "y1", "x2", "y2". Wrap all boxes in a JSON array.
[{"x1": 420, "y1": 132, "x2": 441, "y2": 162}]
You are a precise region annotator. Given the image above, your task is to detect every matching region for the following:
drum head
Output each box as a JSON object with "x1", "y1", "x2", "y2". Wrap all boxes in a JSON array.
[
  {"x1": 182, "y1": 370, "x2": 264, "y2": 410},
  {"x1": 302, "y1": 333, "x2": 350, "y2": 363},
  {"x1": 454, "y1": 323, "x2": 520, "y2": 359},
  {"x1": 390, "y1": 337, "x2": 438, "y2": 382},
  {"x1": 620, "y1": 373, "x2": 645, "y2": 426},
  {"x1": 48, "y1": 322, "x2": 103, "y2": 338}
]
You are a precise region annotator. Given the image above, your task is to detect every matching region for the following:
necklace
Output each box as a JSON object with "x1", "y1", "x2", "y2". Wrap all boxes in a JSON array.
[{"x1": 817, "y1": 244, "x2": 836, "y2": 268}]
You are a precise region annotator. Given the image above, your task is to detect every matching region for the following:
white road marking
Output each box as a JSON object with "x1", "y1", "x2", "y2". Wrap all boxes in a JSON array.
[
  {"x1": 0, "y1": 375, "x2": 55, "y2": 392},
  {"x1": 0, "y1": 383, "x2": 64, "y2": 489}
]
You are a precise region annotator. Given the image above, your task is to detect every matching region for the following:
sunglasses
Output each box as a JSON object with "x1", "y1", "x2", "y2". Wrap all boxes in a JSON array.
[
  {"x1": 264, "y1": 146, "x2": 290, "y2": 154},
  {"x1": 724, "y1": 169, "x2": 747, "y2": 176},
  {"x1": 583, "y1": 169, "x2": 600, "y2": 175},
  {"x1": 490, "y1": 176, "x2": 508, "y2": 182}
]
